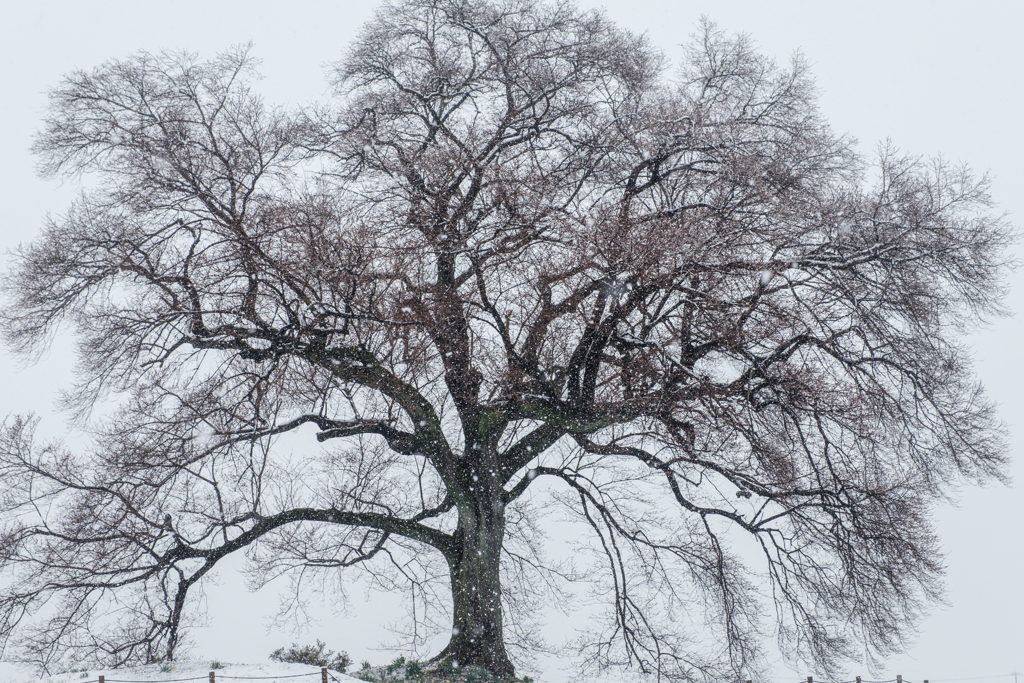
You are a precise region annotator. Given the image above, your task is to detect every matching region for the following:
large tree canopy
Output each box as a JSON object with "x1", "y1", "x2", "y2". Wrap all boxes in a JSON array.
[{"x1": 0, "y1": 0, "x2": 1012, "y2": 679}]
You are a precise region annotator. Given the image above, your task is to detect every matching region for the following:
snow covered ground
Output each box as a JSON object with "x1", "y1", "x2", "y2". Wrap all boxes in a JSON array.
[{"x1": 22, "y1": 662, "x2": 361, "y2": 683}]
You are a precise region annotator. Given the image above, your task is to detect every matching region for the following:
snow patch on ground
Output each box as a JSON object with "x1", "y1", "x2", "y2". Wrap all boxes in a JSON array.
[{"x1": 27, "y1": 661, "x2": 360, "y2": 683}]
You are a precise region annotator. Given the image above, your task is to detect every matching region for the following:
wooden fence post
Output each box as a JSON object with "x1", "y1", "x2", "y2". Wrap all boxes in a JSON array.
[
  {"x1": 99, "y1": 676, "x2": 104, "y2": 683},
  {"x1": 209, "y1": 671, "x2": 215, "y2": 683},
  {"x1": 897, "y1": 675, "x2": 902, "y2": 683},
  {"x1": 322, "y1": 668, "x2": 328, "y2": 683},
  {"x1": 808, "y1": 677, "x2": 813, "y2": 683},
  {"x1": 856, "y1": 677, "x2": 861, "y2": 683}
]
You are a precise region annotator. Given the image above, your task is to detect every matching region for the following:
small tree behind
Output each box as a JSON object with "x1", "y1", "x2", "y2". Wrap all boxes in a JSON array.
[{"x1": 0, "y1": 0, "x2": 1012, "y2": 680}]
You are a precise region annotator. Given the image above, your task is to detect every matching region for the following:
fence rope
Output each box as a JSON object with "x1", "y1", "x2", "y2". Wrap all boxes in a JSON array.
[
  {"x1": 104, "y1": 677, "x2": 209, "y2": 682},
  {"x1": 99, "y1": 672, "x2": 321, "y2": 683},
  {"x1": 219, "y1": 675, "x2": 321, "y2": 680}
]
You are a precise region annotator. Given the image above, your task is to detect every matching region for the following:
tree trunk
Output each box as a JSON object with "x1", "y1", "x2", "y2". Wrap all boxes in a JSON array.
[{"x1": 434, "y1": 495, "x2": 514, "y2": 679}]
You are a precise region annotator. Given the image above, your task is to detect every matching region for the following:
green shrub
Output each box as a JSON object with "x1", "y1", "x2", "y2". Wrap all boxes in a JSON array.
[
  {"x1": 385, "y1": 655, "x2": 406, "y2": 674},
  {"x1": 269, "y1": 640, "x2": 352, "y2": 673}
]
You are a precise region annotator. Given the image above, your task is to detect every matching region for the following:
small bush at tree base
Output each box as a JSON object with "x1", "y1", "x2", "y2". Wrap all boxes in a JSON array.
[
  {"x1": 386, "y1": 655, "x2": 406, "y2": 673},
  {"x1": 269, "y1": 640, "x2": 352, "y2": 673}
]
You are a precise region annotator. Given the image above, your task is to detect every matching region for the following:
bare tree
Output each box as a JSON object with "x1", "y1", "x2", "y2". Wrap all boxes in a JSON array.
[{"x1": 0, "y1": 0, "x2": 1012, "y2": 679}]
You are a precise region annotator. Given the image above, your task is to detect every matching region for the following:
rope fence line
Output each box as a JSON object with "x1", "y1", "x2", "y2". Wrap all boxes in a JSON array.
[
  {"x1": 97, "y1": 672, "x2": 325, "y2": 683},
  {"x1": 745, "y1": 675, "x2": 1024, "y2": 683},
  {"x1": 750, "y1": 676, "x2": 1023, "y2": 683},
  {"x1": 746, "y1": 675, "x2": 1022, "y2": 683},
  {"x1": 58, "y1": 670, "x2": 1023, "y2": 683}
]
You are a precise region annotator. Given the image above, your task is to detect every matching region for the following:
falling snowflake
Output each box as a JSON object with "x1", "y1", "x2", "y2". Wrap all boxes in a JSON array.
[{"x1": 194, "y1": 425, "x2": 216, "y2": 447}]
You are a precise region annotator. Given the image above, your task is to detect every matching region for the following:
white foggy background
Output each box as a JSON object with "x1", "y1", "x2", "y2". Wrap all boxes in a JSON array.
[{"x1": 0, "y1": 1, "x2": 1021, "y2": 681}]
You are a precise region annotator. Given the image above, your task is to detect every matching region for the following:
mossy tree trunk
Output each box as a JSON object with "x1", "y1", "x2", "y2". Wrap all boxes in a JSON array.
[{"x1": 433, "y1": 448, "x2": 515, "y2": 679}]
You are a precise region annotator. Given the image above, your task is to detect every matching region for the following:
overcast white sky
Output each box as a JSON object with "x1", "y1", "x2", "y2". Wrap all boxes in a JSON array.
[{"x1": 1, "y1": 2, "x2": 1021, "y2": 682}]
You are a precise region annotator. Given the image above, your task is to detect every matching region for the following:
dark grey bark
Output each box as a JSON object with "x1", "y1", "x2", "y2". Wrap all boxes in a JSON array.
[{"x1": 443, "y1": 497, "x2": 512, "y2": 676}]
